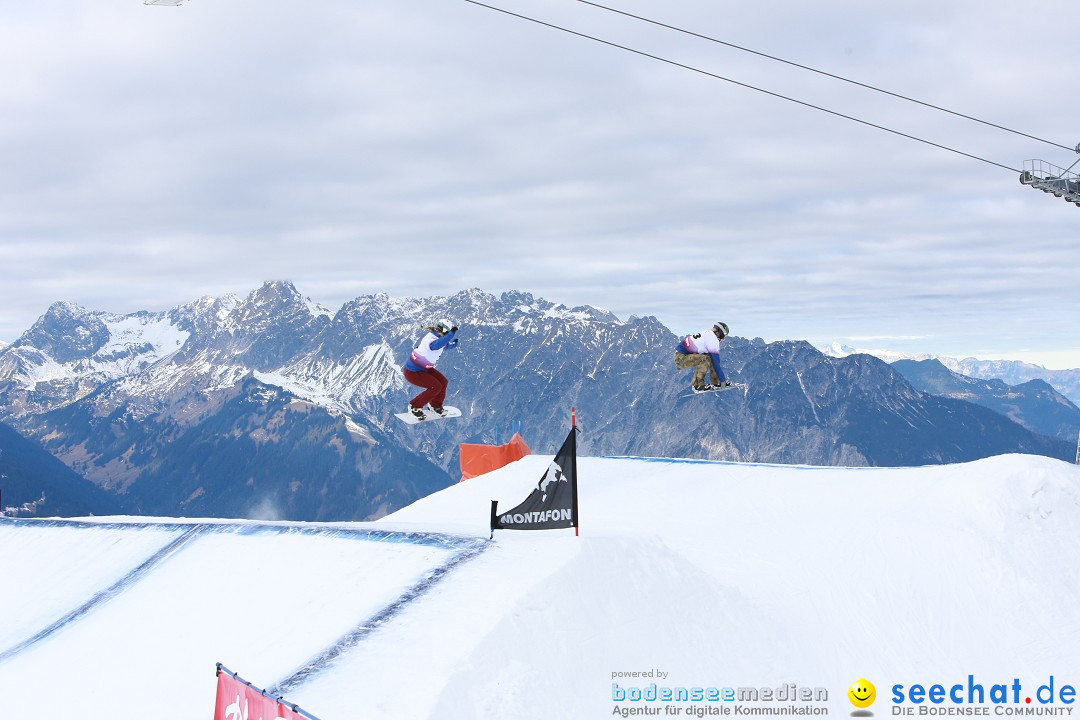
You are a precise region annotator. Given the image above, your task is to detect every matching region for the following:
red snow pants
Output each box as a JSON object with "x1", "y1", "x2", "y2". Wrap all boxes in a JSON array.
[{"x1": 404, "y1": 367, "x2": 449, "y2": 410}]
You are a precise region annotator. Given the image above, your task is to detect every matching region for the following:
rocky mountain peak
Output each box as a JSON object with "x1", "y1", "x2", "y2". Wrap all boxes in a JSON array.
[
  {"x1": 221, "y1": 280, "x2": 329, "y2": 342},
  {"x1": 18, "y1": 301, "x2": 108, "y2": 363},
  {"x1": 238, "y1": 280, "x2": 305, "y2": 314}
]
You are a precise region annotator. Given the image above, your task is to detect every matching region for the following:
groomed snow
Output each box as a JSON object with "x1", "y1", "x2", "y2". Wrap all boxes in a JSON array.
[
  {"x1": 0, "y1": 522, "x2": 183, "y2": 652},
  {"x1": 0, "y1": 521, "x2": 466, "y2": 718},
  {"x1": 371, "y1": 453, "x2": 1080, "y2": 717},
  {"x1": 2, "y1": 454, "x2": 1079, "y2": 719}
]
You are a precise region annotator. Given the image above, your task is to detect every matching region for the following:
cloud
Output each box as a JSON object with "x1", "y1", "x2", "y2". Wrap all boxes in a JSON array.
[{"x1": 0, "y1": 0, "x2": 1077, "y2": 366}]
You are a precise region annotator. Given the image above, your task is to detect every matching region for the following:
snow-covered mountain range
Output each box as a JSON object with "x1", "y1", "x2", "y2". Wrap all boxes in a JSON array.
[
  {"x1": 821, "y1": 341, "x2": 1080, "y2": 405},
  {"x1": 0, "y1": 282, "x2": 1073, "y2": 521},
  {"x1": 893, "y1": 359, "x2": 1080, "y2": 442}
]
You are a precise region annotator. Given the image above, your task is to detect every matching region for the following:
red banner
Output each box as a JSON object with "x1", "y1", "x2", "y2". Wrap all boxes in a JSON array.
[{"x1": 214, "y1": 669, "x2": 307, "y2": 720}]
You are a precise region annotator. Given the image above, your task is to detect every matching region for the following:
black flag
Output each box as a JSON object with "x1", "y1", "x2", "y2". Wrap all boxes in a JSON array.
[{"x1": 491, "y1": 425, "x2": 578, "y2": 533}]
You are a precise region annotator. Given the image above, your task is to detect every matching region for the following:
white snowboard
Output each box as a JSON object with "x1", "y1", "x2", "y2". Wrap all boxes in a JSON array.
[
  {"x1": 679, "y1": 383, "x2": 746, "y2": 399},
  {"x1": 394, "y1": 405, "x2": 463, "y2": 425}
]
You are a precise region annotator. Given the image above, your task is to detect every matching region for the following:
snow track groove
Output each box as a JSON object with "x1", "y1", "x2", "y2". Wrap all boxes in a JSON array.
[
  {"x1": 0, "y1": 517, "x2": 489, "y2": 675},
  {"x1": 269, "y1": 537, "x2": 490, "y2": 694},
  {"x1": 0, "y1": 523, "x2": 201, "y2": 665}
]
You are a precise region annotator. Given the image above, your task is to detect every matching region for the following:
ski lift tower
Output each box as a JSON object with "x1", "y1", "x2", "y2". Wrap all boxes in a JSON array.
[{"x1": 1020, "y1": 144, "x2": 1080, "y2": 208}]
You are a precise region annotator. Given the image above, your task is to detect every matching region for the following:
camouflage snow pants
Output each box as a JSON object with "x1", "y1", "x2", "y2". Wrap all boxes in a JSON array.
[{"x1": 674, "y1": 352, "x2": 718, "y2": 388}]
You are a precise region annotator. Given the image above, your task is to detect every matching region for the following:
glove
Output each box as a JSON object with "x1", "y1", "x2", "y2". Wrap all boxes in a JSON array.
[{"x1": 451, "y1": 326, "x2": 458, "y2": 333}]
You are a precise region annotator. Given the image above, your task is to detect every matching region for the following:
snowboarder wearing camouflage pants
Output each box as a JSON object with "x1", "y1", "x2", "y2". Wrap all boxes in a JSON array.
[{"x1": 674, "y1": 322, "x2": 731, "y2": 392}]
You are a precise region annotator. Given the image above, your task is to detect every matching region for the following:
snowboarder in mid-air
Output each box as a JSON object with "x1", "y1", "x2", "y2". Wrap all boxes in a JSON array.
[
  {"x1": 674, "y1": 321, "x2": 731, "y2": 393},
  {"x1": 403, "y1": 319, "x2": 459, "y2": 421}
]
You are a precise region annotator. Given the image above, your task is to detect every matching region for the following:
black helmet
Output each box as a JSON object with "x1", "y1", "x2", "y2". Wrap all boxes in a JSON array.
[{"x1": 713, "y1": 322, "x2": 729, "y2": 338}]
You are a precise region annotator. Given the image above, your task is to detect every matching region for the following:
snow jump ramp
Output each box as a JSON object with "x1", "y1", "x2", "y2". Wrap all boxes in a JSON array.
[{"x1": 3, "y1": 453, "x2": 1080, "y2": 719}]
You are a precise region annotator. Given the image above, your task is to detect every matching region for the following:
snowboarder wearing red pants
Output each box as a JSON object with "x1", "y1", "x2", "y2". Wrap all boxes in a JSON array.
[{"x1": 403, "y1": 320, "x2": 459, "y2": 421}]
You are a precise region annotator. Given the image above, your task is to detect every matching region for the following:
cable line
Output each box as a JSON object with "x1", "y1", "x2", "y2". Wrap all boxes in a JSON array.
[
  {"x1": 578, "y1": 0, "x2": 1076, "y2": 154},
  {"x1": 463, "y1": 0, "x2": 1021, "y2": 173}
]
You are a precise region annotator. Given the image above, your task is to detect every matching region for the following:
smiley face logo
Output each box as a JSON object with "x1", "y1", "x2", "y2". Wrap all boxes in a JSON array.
[{"x1": 848, "y1": 679, "x2": 876, "y2": 709}]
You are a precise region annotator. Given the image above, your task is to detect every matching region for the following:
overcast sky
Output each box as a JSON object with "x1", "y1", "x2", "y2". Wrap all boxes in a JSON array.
[{"x1": 1, "y1": 0, "x2": 1078, "y2": 367}]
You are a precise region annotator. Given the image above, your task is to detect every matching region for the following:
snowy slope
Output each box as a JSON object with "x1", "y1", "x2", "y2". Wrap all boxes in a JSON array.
[
  {"x1": 376, "y1": 454, "x2": 1080, "y2": 716},
  {"x1": 2, "y1": 454, "x2": 1080, "y2": 720},
  {"x1": 0, "y1": 520, "x2": 480, "y2": 717},
  {"x1": 5, "y1": 308, "x2": 189, "y2": 392}
]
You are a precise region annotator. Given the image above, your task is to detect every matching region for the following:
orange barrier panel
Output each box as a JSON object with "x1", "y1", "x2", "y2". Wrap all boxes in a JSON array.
[{"x1": 459, "y1": 433, "x2": 531, "y2": 481}]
